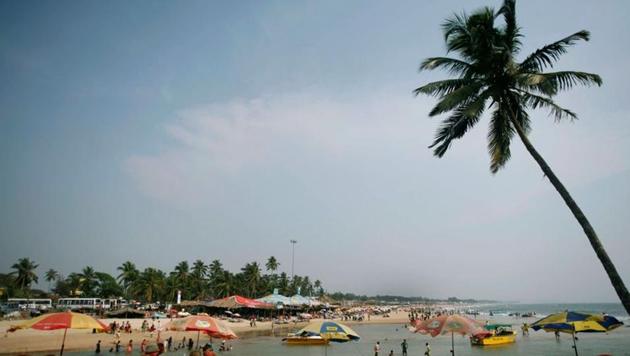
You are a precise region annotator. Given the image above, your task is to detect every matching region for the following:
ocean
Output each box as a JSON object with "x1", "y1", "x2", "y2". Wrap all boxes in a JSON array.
[
  {"x1": 475, "y1": 302, "x2": 629, "y2": 321},
  {"x1": 62, "y1": 303, "x2": 630, "y2": 356}
]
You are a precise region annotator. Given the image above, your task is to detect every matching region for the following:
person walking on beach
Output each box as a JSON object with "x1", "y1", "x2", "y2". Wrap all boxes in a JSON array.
[
  {"x1": 401, "y1": 339, "x2": 408, "y2": 356},
  {"x1": 424, "y1": 342, "x2": 431, "y2": 356},
  {"x1": 126, "y1": 339, "x2": 133, "y2": 353},
  {"x1": 95, "y1": 340, "x2": 101, "y2": 354},
  {"x1": 374, "y1": 341, "x2": 381, "y2": 356}
]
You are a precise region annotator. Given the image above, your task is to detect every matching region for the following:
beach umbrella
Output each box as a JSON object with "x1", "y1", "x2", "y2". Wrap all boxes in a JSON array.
[
  {"x1": 411, "y1": 314, "x2": 485, "y2": 356},
  {"x1": 166, "y1": 315, "x2": 237, "y2": 349},
  {"x1": 530, "y1": 311, "x2": 623, "y2": 356},
  {"x1": 296, "y1": 320, "x2": 360, "y2": 356},
  {"x1": 8, "y1": 311, "x2": 109, "y2": 356},
  {"x1": 296, "y1": 320, "x2": 360, "y2": 342}
]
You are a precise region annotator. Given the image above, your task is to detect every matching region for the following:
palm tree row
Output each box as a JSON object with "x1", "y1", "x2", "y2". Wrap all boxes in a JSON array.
[{"x1": 1, "y1": 257, "x2": 325, "y2": 304}]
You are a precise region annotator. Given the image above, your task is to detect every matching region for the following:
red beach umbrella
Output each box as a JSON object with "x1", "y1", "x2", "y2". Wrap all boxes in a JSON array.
[{"x1": 9, "y1": 311, "x2": 110, "y2": 355}]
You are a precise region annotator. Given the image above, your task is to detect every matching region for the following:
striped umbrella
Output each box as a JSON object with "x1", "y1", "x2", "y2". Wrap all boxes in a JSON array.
[
  {"x1": 412, "y1": 314, "x2": 485, "y2": 356},
  {"x1": 530, "y1": 311, "x2": 623, "y2": 356},
  {"x1": 9, "y1": 311, "x2": 109, "y2": 355},
  {"x1": 166, "y1": 315, "x2": 237, "y2": 348}
]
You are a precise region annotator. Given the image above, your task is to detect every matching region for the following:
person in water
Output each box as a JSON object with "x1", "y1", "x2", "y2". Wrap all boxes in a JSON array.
[{"x1": 401, "y1": 339, "x2": 408, "y2": 356}]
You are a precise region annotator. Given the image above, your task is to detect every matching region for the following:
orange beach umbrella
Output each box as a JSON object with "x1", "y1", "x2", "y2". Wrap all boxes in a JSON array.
[{"x1": 9, "y1": 311, "x2": 109, "y2": 355}]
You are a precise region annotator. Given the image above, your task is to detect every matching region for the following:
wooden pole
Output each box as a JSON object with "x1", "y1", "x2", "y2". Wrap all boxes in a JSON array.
[
  {"x1": 59, "y1": 327, "x2": 68, "y2": 356},
  {"x1": 196, "y1": 330, "x2": 200, "y2": 349}
]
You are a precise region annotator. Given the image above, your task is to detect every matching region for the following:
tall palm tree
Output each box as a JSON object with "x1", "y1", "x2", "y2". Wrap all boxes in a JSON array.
[
  {"x1": 415, "y1": 0, "x2": 629, "y2": 312},
  {"x1": 277, "y1": 272, "x2": 289, "y2": 295},
  {"x1": 241, "y1": 262, "x2": 261, "y2": 298},
  {"x1": 117, "y1": 261, "x2": 139, "y2": 298},
  {"x1": 190, "y1": 260, "x2": 208, "y2": 300},
  {"x1": 208, "y1": 259, "x2": 224, "y2": 298},
  {"x1": 11, "y1": 258, "x2": 39, "y2": 293},
  {"x1": 214, "y1": 270, "x2": 235, "y2": 297},
  {"x1": 44, "y1": 269, "x2": 59, "y2": 292},
  {"x1": 133, "y1": 268, "x2": 166, "y2": 303},
  {"x1": 265, "y1": 256, "x2": 279, "y2": 273},
  {"x1": 80, "y1": 266, "x2": 98, "y2": 297},
  {"x1": 173, "y1": 261, "x2": 190, "y2": 299},
  {"x1": 66, "y1": 273, "x2": 83, "y2": 296}
]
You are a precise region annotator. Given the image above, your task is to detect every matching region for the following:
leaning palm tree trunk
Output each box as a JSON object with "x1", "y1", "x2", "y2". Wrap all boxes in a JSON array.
[{"x1": 510, "y1": 116, "x2": 630, "y2": 314}]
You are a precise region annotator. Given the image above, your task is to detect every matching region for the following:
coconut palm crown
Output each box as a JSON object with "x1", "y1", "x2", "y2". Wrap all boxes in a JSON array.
[
  {"x1": 415, "y1": 0, "x2": 630, "y2": 313},
  {"x1": 416, "y1": 0, "x2": 600, "y2": 172}
]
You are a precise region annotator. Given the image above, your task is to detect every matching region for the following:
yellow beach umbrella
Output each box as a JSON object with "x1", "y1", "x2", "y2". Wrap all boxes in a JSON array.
[
  {"x1": 530, "y1": 311, "x2": 623, "y2": 356},
  {"x1": 296, "y1": 320, "x2": 360, "y2": 342}
]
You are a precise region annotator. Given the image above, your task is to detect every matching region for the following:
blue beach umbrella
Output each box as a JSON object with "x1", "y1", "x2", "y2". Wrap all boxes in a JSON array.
[{"x1": 530, "y1": 311, "x2": 623, "y2": 356}]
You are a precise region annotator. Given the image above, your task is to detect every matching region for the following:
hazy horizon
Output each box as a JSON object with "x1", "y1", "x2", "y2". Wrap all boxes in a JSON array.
[{"x1": 2, "y1": 0, "x2": 630, "y2": 303}]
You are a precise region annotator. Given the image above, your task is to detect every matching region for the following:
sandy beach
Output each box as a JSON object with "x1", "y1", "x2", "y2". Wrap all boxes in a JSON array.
[{"x1": 0, "y1": 311, "x2": 412, "y2": 354}]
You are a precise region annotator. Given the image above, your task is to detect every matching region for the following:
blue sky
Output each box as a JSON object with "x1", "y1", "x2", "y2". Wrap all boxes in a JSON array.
[{"x1": 1, "y1": 0, "x2": 629, "y2": 302}]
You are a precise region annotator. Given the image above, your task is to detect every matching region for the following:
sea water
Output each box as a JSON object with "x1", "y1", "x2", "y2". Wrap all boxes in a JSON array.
[
  {"x1": 477, "y1": 302, "x2": 629, "y2": 321},
  {"x1": 65, "y1": 322, "x2": 630, "y2": 356},
  {"x1": 62, "y1": 304, "x2": 630, "y2": 356}
]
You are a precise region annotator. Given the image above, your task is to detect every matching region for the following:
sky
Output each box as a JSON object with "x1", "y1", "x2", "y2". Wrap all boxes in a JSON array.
[{"x1": 1, "y1": 0, "x2": 629, "y2": 303}]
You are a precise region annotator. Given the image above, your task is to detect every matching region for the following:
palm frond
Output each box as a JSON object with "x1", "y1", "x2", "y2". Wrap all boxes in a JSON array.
[
  {"x1": 519, "y1": 91, "x2": 577, "y2": 121},
  {"x1": 419, "y1": 57, "x2": 472, "y2": 76},
  {"x1": 487, "y1": 103, "x2": 514, "y2": 173},
  {"x1": 430, "y1": 91, "x2": 490, "y2": 157},
  {"x1": 428, "y1": 82, "x2": 484, "y2": 116},
  {"x1": 519, "y1": 30, "x2": 590, "y2": 71},
  {"x1": 539, "y1": 71, "x2": 602, "y2": 91},
  {"x1": 497, "y1": 0, "x2": 521, "y2": 52},
  {"x1": 413, "y1": 78, "x2": 473, "y2": 97},
  {"x1": 516, "y1": 73, "x2": 559, "y2": 96},
  {"x1": 442, "y1": 12, "x2": 469, "y2": 42},
  {"x1": 442, "y1": 11, "x2": 476, "y2": 59}
]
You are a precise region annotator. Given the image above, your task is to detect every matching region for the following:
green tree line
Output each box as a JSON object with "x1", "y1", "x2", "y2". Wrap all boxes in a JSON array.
[{"x1": 1, "y1": 257, "x2": 324, "y2": 304}]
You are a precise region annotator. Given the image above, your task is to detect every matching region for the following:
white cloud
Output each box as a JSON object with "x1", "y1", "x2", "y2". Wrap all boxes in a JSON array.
[{"x1": 125, "y1": 91, "x2": 432, "y2": 205}]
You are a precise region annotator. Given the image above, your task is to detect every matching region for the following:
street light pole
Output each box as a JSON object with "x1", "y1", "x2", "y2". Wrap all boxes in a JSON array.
[{"x1": 290, "y1": 239, "x2": 297, "y2": 280}]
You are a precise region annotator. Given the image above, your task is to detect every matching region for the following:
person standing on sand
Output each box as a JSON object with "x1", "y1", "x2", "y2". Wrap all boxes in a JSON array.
[
  {"x1": 401, "y1": 339, "x2": 408, "y2": 356},
  {"x1": 126, "y1": 339, "x2": 133, "y2": 353},
  {"x1": 374, "y1": 341, "x2": 381, "y2": 356},
  {"x1": 424, "y1": 342, "x2": 431, "y2": 356},
  {"x1": 95, "y1": 340, "x2": 101, "y2": 354}
]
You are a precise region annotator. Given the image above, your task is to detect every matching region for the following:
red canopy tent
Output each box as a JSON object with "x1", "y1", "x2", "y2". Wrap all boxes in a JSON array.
[{"x1": 209, "y1": 295, "x2": 274, "y2": 309}]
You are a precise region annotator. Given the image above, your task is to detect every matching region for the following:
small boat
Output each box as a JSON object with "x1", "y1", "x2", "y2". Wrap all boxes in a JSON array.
[
  {"x1": 471, "y1": 324, "x2": 517, "y2": 346},
  {"x1": 282, "y1": 335, "x2": 330, "y2": 345}
]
